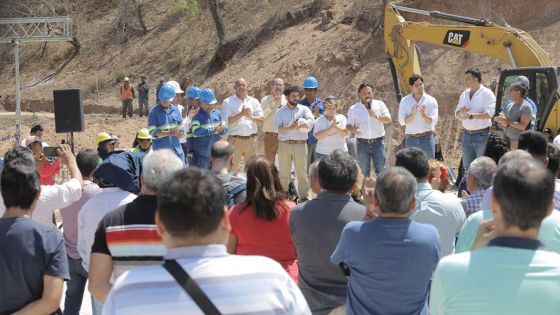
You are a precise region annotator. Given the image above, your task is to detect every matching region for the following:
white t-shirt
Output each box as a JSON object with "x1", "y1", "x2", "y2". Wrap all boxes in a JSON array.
[
  {"x1": 313, "y1": 114, "x2": 348, "y2": 155},
  {"x1": 347, "y1": 100, "x2": 390, "y2": 139}
]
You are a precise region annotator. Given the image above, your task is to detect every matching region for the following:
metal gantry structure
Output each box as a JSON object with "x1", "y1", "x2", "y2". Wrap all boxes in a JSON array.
[{"x1": 0, "y1": 16, "x2": 72, "y2": 145}]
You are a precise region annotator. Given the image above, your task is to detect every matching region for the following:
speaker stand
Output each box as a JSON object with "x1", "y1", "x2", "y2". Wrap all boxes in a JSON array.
[{"x1": 70, "y1": 132, "x2": 75, "y2": 154}]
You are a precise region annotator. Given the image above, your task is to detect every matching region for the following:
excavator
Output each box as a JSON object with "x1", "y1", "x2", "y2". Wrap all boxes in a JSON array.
[{"x1": 384, "y1": 1, "x2": 560, "y2": 132}]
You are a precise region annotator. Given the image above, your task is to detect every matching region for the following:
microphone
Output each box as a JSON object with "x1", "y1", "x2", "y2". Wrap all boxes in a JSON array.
[{"x1": 367, "y1": 99, "x2": 371, "y2": 110}]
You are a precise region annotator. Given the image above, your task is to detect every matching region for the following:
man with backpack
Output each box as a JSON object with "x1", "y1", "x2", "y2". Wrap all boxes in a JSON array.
[{"x1": 210, "y1": 141, "x2": 246, "y2": 207}]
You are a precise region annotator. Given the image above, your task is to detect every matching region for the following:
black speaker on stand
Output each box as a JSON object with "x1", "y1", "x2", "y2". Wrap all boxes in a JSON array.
[{"x1": 53, "y1": 89, "x2": 85, "y2": 153}]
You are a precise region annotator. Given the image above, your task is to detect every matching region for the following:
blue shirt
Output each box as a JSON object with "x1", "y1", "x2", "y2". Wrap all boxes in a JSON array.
[
  {"x1": 189, "y1": 108, "x2": 227, "y2": 157},
  {"x1": 331, "y1": 218, "x2": 440, "y2": 315},
  {"x1": 0, "y1": 217, "x2": 69, "y2": 313},
  {"x1": 147, "y1": 104, "x2": 183, "y2": 157},
  {"x1": 431, "y1": 237, "x2": 560, "y2": 315},
  {"x1": 299, "y1": 97, "x2": 324, "y2": 144}
]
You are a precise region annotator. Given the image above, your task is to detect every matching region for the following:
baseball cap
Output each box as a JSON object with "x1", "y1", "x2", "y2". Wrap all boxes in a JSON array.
[
  {"x1": 514, "y1": 76, "x2": 530, "y2": 89},
  {"x1": 24, "y1": 136, "x2": 43, "y2": 147}
]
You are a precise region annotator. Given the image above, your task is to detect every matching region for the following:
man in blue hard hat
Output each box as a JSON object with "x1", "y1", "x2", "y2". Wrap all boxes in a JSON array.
[
  {"x1": 147, "y1": 83, "x2": 185, "y2": 162},
  {"x1": 189, "y1": 88, "x2": 228, "y2": 169},
  {"x1": 183, "y1": 86, "x2": 201, "y2": 165},
  {"x1": 300, "y1": 76, "x2": 324, "y2": 172}
]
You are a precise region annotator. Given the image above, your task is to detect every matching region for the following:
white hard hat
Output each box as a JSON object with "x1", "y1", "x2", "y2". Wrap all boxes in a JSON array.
[{"x1": 167, "y1": 80, "x2": 184, "y2": 94}]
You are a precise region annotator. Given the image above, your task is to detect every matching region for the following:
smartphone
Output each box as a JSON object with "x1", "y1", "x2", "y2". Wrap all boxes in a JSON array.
[{"x1": 43, "y1": 146, "x2": 59, "y2": 158}]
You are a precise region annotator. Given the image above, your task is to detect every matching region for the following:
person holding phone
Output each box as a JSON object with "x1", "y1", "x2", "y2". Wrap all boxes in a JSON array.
[{"x1": 24, "y1": 136, "x2": 60, "y2": 185}]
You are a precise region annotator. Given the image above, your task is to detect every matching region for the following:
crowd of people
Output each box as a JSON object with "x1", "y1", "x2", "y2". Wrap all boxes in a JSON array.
[{"x1": 1, "y1": 70, "x2": 560, "y2": 315}]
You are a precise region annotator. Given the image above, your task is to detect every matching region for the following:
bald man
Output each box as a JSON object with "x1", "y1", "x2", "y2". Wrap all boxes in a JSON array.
[{"x1": 221, "y1": 78, "x2": 264, "y2": 172}]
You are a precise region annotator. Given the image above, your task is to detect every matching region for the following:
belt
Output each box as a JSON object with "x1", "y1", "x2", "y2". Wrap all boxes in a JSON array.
[
  {"x1": 281, "y1": 140, "x2": 306, "y2": 144},
  {"x1": 229, "y1": 134, "x2": 257, "y2": 139},
  {"x1": 357, "y1": 136, "x2": 384, "y2": 144},
  {"x1": 407, "y1": 131, "x2": 433, "y2": 138},
  {"x1": 464, "y1": 127, "x2": 490, "y2": 135},
  {"x1": 264, "y1": 132, "x2": 278, "y2": 135}
]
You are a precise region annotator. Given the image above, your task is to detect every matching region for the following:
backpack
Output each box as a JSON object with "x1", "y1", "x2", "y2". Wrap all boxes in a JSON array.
[{"x1": 224, "y1": 182, "x2": 246, "y2": 208}]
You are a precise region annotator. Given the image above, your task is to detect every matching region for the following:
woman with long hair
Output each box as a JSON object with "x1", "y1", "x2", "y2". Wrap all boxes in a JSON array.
[{"x1": 227, "y1": 156, "x2": 298, "y2": 282}]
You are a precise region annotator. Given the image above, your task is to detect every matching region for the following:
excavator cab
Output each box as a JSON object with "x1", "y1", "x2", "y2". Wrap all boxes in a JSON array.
[{"x1": 495, "y1": 67, "x2": 560, "y2": 132}]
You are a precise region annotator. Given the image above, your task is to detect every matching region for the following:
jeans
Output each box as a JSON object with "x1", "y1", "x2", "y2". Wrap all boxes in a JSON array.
[
  {"x1": 357, "y1": 139, "x2": 386, "y2": 177},
  {"x1": 405, "y1": 133, "x2": 435, "y2": 159},
  {"x1": 63, "y1": 257, "x2": 88, "y2": 315},
  {"x1": 138, "y1": 97, "x2": 149, "y2": 117},
  {"x1": 461, "y1": 129, "x2": 489, "y2": 171}
]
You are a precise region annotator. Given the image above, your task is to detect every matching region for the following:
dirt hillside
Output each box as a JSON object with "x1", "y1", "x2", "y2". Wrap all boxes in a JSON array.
[{"x1": 0, "y1": 0, "x2": 559, "y2": 168}]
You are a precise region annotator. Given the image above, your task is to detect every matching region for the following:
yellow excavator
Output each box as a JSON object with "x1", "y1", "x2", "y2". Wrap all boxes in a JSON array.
[{"x1": 384, "y1": 2, "x2": 560, "y2": 132}]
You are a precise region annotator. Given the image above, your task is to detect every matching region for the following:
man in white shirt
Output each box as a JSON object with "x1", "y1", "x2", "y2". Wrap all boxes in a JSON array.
[
  {"x1": 347, "y1": 83, "x2": 392, "y2": 176},
  {"x1": 221, "y1": 78, "x2": 264, "y2": 172},
  {"x1": 455, "y1": 68, "x2": 496, "y2": 171},
  {"x1": 261, "y1": 78, "x2": 286, "y2": 164},
  {"x1": 398, "y1": 74, "x2": 438, "y2": 158},
  {"x1": 77, "y1": 159, "x2": 137, "y2": 314}
]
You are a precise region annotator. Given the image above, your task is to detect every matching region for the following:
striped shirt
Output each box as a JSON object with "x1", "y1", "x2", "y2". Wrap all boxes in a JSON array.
[
  {"x1": 103, "y1": 244, "x2": 311, "y2": 315},
  {"x1": 92, "y1": 195, "x2": 164, "y2": 279}
]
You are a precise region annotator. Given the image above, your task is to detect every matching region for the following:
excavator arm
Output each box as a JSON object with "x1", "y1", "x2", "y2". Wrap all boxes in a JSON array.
[{"x1": 384, "y1": 2, "x2": 553, "y2": 99}]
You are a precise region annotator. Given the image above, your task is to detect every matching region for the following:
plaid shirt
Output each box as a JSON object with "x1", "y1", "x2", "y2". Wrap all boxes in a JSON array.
[{"x1": 461, "y1": 188, "x2": 487, "y2": 216}]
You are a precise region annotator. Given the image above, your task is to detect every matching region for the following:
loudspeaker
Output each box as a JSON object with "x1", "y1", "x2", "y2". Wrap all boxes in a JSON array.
[{"x1": 53, "y1": 89, "x2": 85, "y2": 133}]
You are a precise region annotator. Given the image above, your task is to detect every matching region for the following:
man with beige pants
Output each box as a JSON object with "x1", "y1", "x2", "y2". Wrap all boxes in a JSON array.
[
  {"x1": 261, "y1": 78, "x2": 286, "y2": 164},
  {"x1": 221, "y1": 78, "x2": 264, "y2": 172},
  {"x1": 274, "y1": 85, "x2": 315, "y2": 202}
]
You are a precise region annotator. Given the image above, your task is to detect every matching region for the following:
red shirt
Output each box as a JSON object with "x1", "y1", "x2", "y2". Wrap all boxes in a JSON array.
[
  {"x1": 37, "y1": 158, "x2": 61, "y2": 185},
  {"x1": 229, "y1": 200, "x2": 298, "y2": 282}
]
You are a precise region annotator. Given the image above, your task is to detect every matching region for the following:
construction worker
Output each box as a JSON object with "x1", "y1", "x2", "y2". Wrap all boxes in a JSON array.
[
  {"x1": 300, "y1": 76, "x2": 324, "y2": 171},
  {"x1": 130, "y1": 128, "x2": 152, "y2": 153},
  {"x1": 96, "y1": 132, "x2": 118, "y2": 164},
  {"x1": 184, "y1": 86, "x2": 201, "y2": 165},
  {"x1": 136, "y1": 76, "x2": 151, "y2": 117},
  {"x1": 147, "y1": 83, "x2": 185, "y2": 162},
  {"x1": 189, "y1": 88, "x2": 228, "y2": 169},
  {"x1": 120, "y1": 77, "x2": 136, "y2": 119}
]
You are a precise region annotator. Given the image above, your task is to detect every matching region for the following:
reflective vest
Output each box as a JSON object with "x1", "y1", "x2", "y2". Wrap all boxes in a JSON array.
[{"x1": 120, "y1": 84, "x2": 134, "y2": 100}]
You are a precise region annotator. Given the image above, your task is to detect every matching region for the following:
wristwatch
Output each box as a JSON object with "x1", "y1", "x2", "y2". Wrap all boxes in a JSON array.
[{"x1": 468, "y1": 114, "x2": 473, "y2": 120}]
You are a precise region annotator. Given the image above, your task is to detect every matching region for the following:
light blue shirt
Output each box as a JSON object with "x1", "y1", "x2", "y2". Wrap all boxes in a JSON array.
[
  {"x1": 455, "y1": 209, "x2": 560, "y2": 254},
  {"x1": 431, "y1": 240, "x2": 560, "y2": 315},
  {"x1": 411, "y1": 183, "x2": 466, "y2": 256},
  {"x1": 274, "y1": 104, "x2": 315, "y2": 141}
]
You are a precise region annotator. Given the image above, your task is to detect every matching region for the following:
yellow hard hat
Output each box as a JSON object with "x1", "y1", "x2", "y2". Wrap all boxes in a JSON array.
[
  {"x1": 123, "y1": 77, "x2": 130, "y2": 82},
  {"x1": 96, "y1": 132, "x2": 113, "y2": 146},
  {"x1": 136, "y1": 128, "x2": 152, "y2": 140}
]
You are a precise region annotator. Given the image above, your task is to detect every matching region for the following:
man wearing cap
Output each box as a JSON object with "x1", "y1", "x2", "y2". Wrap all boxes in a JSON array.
[
  {"x1": 189, "y1": 88, "x2": 228, "y2": 169},
  {"x1": 96, "y1": 132, "x2": 119, "y2": 164},
  {"x1": 501, "y1": 75, "x2": 537, "y2": 130},
  {"x1": 120, "y1": 77, "x2": 136, "y2": 119},
  {"x1": 274, "y1": 85, "x2": 314, "y2": 202},
  {"x1": 494, "y1": 82, "x2": 532, "y2": 149},
  {"x1": 261, "y1": 78, "x2": 286, "y2": 164},
  {"x1": 136, "y1": 76, "x2": 151, "y2": 117},
  {"x1": 183, "y1": 86, "x2": 201, "y2": 165},
  {"x1": 221, "y1": 78, "x2": 264, "y2": 172},
  {"x1": 455, "y1": 68, "x2": 496, "y2": 172},
  {"x1": 301, "y1": 76, "x2": 324, "y2": 170},
  {"x1": 398, "y1": 74, "x2": 439, "y2": 158},
  {"x1": 147, "y1": 83, "x2": 185, "y2": 162}
]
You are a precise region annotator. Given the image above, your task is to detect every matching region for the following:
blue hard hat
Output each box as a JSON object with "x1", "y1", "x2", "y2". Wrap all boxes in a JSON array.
[
  {"x1": 303, "y1": 76, "x2": 319, "y2": 89},
  {"x1": 158, "y1": 83, "x2": 176, "y2": 102},
  {"x1": 186, "y1": 86, "x2": 201, "y2": 100},
  {"x1": 199, "y1": 88, "x2": 217, "y2": 105}
]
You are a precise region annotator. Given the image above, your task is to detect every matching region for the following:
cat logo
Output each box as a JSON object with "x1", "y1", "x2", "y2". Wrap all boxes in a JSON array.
[{"x1": 443, "y1": 30, "x2": 471, "y2": 48}]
